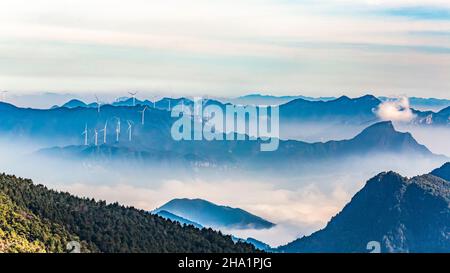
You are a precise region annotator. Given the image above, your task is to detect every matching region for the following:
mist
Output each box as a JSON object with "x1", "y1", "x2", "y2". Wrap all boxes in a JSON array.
[
  {"x1": 396, "y1": 125, "x2": 450, "y2": 157},
  {"x1": 280, "y1": 121, "x2": 367, "y2": 142},
  {"x1": 0, "y1": 135, "x2": 446, "y2": 247}
]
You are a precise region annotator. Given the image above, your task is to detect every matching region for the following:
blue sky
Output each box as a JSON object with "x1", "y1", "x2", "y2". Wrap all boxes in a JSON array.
[
  {"x1": 383, "y1": 6, "x2": 450, "y2": 20},
  {"x1": 0, "y1": 0, "x2": 449, "y2": 99}
]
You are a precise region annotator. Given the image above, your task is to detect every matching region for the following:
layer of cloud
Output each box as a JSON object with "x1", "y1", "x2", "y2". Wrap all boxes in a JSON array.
[{"x1": 58, "y1": 178, "x2": 352, "y2": 247}]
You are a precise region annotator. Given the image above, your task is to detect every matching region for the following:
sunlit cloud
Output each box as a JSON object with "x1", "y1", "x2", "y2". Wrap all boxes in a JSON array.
[
  {"x1": 0, "y1": 0, "x2": 449, "y2": 98},
  {"x1": 376, "y1": 96, "x2": 416, "y2": 122}
]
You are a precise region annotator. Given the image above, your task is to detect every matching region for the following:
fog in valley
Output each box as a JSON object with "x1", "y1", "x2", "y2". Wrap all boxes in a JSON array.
[{"x1": 0, "y1": 122, "x2": 447, "y2": 247}]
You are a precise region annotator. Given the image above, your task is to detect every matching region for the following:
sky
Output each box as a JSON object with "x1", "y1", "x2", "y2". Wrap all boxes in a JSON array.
[{"x1": 0, "y1": 0, "x2": 449, "y2": 99}]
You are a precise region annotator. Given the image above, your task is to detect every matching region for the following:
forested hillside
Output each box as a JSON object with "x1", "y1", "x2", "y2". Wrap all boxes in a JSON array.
[
  {"x1": 0, "y1": 173, "x2": 257, "y2": 253},
  {"x1": 0, "y1": 192, "x2": 80, "y2": 253}
]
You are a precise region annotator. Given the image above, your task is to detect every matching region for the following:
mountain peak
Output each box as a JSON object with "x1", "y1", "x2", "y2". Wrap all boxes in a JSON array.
[
  {"x1": 438, "y1": 106, "x2": 450, "y2": 115},
  {"x1": 62, "y1": 99, "x2": 87, "y2": 108},
  {"x1": 431, "y1": 162, "x2": 450, "y2": 181},
  {"x1": 366, "y1": 170, "x2": 406, "y2": 188},
  {"x1": 355, "y1": 94, "x2": 380, "y2": 102},
  {"x1": 278, "y1": 170, "x2": 450, "y2": 253},
  {"x1": 355, "y1": 121, "x2": 396, "y2": 138},
  {"x1": 334, "y1": 95, "x2": 351, "y2": 102},
  {"x1": 155, "y1": 198, "x2": 275, "y2": 230},
  {"x1": 350, "y1": 121, "x2": 431, "y2": 155},
  {"x1": 363, "y1": 120, "x2": 394, "y2": 131},
  {"x1": 0, "y1": 101, "x2": 18, "y2": 110}
]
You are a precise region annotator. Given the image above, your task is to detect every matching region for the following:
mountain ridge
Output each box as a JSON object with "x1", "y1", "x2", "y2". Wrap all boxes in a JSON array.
[
  {"x1": 430, "y1": 162, "x2": 450, "y2": 181},
  {"x1": 278, "y1": 166, "x2": 450, "y2": 253},
  {"x1": 154, "y1": 198, "x2": 275, "y2": 230}
]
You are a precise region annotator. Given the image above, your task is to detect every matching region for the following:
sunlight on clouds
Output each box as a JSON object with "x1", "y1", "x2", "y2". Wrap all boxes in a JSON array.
[
  {"x1": 0, "y1": 0, "x2": 449, "y2": 97},
  {"x1": 376, "y1": 96, "x2": 416, "y2": 122}
]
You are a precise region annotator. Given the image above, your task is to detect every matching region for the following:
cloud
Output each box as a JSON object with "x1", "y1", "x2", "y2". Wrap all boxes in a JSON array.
[
  {"x1": 1, "y1": 0, "x2": 450, "y2": 97},
  {"x1": 0, "y1": 136, "x2": 444, "y2": 246},
  {"x1": 55, "y1": 178, "x2": 353, "y2": 247},
  {"x1": 376, "y1": 96, "x2": 416, "y2": 122}
]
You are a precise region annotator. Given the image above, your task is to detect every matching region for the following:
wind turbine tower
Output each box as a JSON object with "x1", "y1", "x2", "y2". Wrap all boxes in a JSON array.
[
  {"x1": 95, "y1": 95, "x2": 101, "y2": 113},
  {"x1": 139, "y1": 106, "x2": 148, "y2": 125},
  {"x1": 128, "y1": 92, "x2": 138, "y2": 106},
  {"x1": 115, "y1": 118, "x2": 121, "y2": 142},
  {"x1": 82, "y1": 124, "x2": 88, "y2": 146},
  {"x1": 127, "y1": 120, "x2": 133, "y2": 141},
  {"x1": 100, "y1": 121, "x2": 108, "y2": 144},
  {"x1": 94, "y1": 129, "x2": 98, "y2": 146}
]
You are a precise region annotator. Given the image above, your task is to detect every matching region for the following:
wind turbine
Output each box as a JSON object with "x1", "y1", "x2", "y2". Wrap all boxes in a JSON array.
[
  {"x1": 100, "y1": 121, "x2": 108, "y2": 144},
  {"x1": 151, "y1": 95, "x2": 161, "y2": 109},
  {"x1": 115, "y1": 118, "x2": 121, "y2": 142},
  {"x1": 95, "y1": 95, "x2": 101, "y2": 113},
  {"x1": 82, "y1": 124, "x2": 88, "y2": 146},
  {"x1": 128, "y1": 92, "x2": 138, "y2": 106},
  {"x1": 94, "y1": 129, "x2": 98, "y2": 146},
  {"x1": 139, "y1": 106, "x2": 148, "y2": 125},
  {"x1": 127, "y1": 120, "x2": 133, "y2": 141}
]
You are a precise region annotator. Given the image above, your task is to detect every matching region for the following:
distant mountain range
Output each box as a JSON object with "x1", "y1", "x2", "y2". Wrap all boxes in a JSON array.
[
  {"x1": 280, "y1": 95, "x2": 380, "y2": 124},
  {"x1": 56, "y1": 95, "x2": 450, "y2": 127},
  {"x1": 9, "y1": 92, "x2": 449, "y2": 112},
  {"x1": 237, "y1": 121, "x2": 440, "y2": 169},
  {"x1": 61, "y1": 97, "x2": 201, "y2": 110},
  {"x1": 280, "y1": 95, "x2": 450, "y2": 126},
  {"x1": 0, "y1": 101, "x2": 175, "y2": 147},
  {"x1": 0, "y1": 95, "x2": 445, "y2": 173},
  {"x1": 224, "y1": 94, "x2": 336, "y2": 106},
  {"x1": 380, "y1": 96, "x2": 450, "y2": 112},
  {"x1": 154, "y1": 198, "x2": 275, "y2": 230},
  {"x1": 1, "y1": 94, "x2": 447, "y2": 149},
  {"x1": 278, "y1": 163, "x2": 450, "y2": 253},
  {"x1": 222, "y1": 94, "x2": 450, "y2": 111},
  {"x1": 37, "y1": 121, "x2": 446, "y2": 173}
]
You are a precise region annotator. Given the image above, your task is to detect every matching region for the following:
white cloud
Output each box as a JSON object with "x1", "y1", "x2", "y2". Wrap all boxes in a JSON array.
[
  {"x1": 376, "y1": 96, "x2": 416, "y2": 122},
  {"x1": 57, "y1": 178, "x2": 352, "y2": 246}
]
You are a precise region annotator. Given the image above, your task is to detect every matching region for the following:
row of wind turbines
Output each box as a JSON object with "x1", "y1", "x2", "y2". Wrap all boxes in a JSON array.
[
  {"x1": 82, "y1": 119, "x2": 134, "y2": 146},
  {"x1": 84, "y1": 92, "x2": 152, "y2": 146},
  {"x1": 83, "y1": 93, "x2": 210, "y2": 146},
  {"x1": 94, "y1": 91, "x2": 207, "y2": 113}
]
